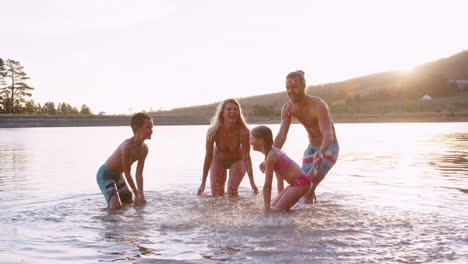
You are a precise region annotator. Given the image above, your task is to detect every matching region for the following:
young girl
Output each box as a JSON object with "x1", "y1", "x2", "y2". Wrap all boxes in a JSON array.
[{"x1": 250, "y1": 126, "x2": 310, "y2": 212}]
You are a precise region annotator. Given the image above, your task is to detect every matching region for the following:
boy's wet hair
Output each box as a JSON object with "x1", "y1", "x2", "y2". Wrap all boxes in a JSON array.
[
  {"x1": 131, "y1": 112, "x2": 152, "y2": 133},
  {"x1": 286, "y1": 70, "x2": 306, "y2": 90}
]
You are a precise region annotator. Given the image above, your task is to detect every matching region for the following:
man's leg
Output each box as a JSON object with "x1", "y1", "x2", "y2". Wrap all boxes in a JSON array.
[
  {"x1": 303, "y1": 171, "x2": 325, "y2": 204},
  {"x1": 303, "y1": 144, "x2": 339, "y2": 204}
]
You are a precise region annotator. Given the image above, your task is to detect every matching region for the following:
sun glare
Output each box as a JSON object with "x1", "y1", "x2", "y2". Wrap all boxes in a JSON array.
[{"x1": 399, "y1": 64, "x2": 415, "y2": 73}]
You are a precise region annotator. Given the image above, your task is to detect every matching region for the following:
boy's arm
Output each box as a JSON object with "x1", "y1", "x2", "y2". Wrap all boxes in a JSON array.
[
  {"x1": 121, "y1": 146, "x2": 138, "y2": 194},
  {"x1": 134, "y1": 144, "x2": 149, "y2": 202},
  {"x1": 242, "y1": 128, "x2": 258, "y2": 194}
]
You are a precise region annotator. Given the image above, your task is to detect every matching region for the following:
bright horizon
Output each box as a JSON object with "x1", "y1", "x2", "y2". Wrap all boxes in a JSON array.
[{"x1": 2, "y1": 0, "x2": 467, "y2": 114}]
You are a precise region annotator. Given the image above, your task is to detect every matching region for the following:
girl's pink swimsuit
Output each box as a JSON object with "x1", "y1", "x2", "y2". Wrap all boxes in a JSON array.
[{"x1": 273, "y1": 149, "x2": 311, "y2": 187}]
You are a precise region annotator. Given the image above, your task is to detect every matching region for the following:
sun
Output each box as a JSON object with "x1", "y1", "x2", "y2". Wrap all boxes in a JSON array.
[{"x1": 399, "y1": 63, "x2": 415, "y2": 73}]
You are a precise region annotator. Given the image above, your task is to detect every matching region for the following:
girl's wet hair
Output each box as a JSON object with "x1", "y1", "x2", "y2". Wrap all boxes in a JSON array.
[
  {"x1": 286, "y1": 70, "x2": 306, "y2": 89},
  {"x1": 251, "y1": 125, "x2": 273, "y2": 158}
]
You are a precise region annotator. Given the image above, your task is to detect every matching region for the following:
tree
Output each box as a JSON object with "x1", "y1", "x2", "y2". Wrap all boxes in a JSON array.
[
  {"x1": 43, "y1": 101, "x2": 57, "y2": 115},
  {"x1": 80, "y1": 104, "x2": 93, "y2": 115},
  {"x1": 0, "y1": 59, "x2": 34, "y2": 113},
  {"x1": 250, "y1": 104, "x2": 279, "y2": 117},
  {"x1": 57, "y1": 102, "x2": 79, "y2": 115},
  {"x1": 23, "y1": 100, "x2": 39, "y2": 114}
]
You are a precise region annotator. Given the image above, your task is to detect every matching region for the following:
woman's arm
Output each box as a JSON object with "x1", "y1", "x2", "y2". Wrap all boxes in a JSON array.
[
  {"x1": 241, "y1": 128, "x2": 258, "y2": 194},
  {"x1": 198, "y1": 133, "x2": 214, "y2": 195}
]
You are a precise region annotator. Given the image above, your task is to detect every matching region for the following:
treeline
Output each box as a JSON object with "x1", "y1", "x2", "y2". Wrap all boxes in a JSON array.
[
  {"x1": 16, "y1": 100, "x2": 93, "y2": 115},
  {"x1": 0, "y1": 58, "x2": 94, "y2": 115},
  {"x1": 248, "y1": 104, "x2": 280, "y2": 118}
]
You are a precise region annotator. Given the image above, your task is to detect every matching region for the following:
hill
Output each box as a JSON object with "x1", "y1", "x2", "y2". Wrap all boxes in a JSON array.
[
  {"x1": 414, "y1": 50, "x2": 468, "y2": 80},
  {"x1": 2, "y1": 51, "x2": 467, "y2": 128},
  {"x1": 153, "y1": 50, "x2": 468, "y2": 122}
]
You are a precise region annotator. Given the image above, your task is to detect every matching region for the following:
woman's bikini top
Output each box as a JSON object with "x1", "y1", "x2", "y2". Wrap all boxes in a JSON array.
[{"x1": 215, "y1": 130, "x2": 241, "y2": 153}]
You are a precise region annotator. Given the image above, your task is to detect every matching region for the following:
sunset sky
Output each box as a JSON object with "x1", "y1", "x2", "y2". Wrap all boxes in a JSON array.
[{"x1": 2, "y1": 0, "x2": 467, "y2": 114}]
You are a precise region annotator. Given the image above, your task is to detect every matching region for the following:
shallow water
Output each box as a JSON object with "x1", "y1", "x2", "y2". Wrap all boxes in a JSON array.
[{"x1": 0, "y1": 123, "x2": 467, "y2": 263}]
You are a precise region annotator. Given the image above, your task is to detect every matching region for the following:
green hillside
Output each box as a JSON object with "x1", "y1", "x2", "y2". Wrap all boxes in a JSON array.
[{"x1": 154, "y1": 50, "x2": 468, "y2": 121}]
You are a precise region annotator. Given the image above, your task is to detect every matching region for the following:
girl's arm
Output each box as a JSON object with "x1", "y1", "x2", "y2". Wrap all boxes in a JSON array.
[
  {"x1": 276, "y1": 173, "x2": 284, "y2": 193},
  {"x1": 263, "y1": 154, "x2": 275, "y2": 212}
]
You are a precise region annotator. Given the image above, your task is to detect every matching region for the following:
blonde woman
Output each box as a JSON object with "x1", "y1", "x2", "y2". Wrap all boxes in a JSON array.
[{"x1": 197, "y1": 98, "x2": 258, "y2": 196}]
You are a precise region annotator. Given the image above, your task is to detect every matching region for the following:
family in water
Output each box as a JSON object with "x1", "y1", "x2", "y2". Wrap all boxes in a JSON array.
[{"x1": 96, "y1": 70, "x2": 339, "y2": 212}]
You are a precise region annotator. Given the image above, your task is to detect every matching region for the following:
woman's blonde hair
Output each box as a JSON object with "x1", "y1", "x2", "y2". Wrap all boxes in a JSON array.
[{"x1": 207, "y1": 98, "x2": 249, "y2": 141}]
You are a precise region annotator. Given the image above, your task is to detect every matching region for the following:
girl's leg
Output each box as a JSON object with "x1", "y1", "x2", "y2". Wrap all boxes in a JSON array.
[
  {"x1": 272, "y1": 184, "x2": 308, "y2": 211},
  {"x1": 227, "y1": 160, "x2": 246, "y2": 197},
  {"x1": 210, "y1": 158, "x2": 227, "y2": 196},
  {"x1": 272, "y1": 185, "x2": 291, "y2": 208}
]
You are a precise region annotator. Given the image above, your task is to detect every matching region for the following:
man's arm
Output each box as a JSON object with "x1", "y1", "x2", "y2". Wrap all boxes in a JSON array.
[
  {"x1": 316, "y1": 100, "x2": 335, "y2": 154},
  {"x1": 273, "y1": 104, "x2": 292, "y2": 149}
]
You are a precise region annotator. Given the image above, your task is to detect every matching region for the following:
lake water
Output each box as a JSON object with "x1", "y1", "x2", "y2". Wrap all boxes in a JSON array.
[{"x1": 0, "y1": 123, "x2": 467, "y2": 264}]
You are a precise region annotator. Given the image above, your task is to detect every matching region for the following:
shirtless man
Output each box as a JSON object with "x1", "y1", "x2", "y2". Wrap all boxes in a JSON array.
[
  {"x1": 96, "y1": 112, "x2": 153, "y2": 209},
  {"x1": 265, "y1": 70, "x2": 339, "y2": 204}
]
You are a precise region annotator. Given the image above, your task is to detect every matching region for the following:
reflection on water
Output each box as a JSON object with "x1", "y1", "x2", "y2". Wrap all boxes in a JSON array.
[
  {"x1": 0, "y1": 143, "x2": 33, "y2": 200},
  {"x1": 0, "y1": 123, "x2": 467, "y2": 263},
  {"x1": 0, "y1": 144, "x2": 28, "y2": 174}
]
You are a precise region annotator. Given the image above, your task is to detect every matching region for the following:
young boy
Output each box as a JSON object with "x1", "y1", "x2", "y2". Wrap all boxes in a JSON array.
[{"x1": 96, "y1": 112, "x2": 153, "y2": 209}]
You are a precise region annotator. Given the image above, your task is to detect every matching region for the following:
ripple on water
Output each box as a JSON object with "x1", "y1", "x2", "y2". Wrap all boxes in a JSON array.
[{"x1": 1, "y1": 189, "x2": 467, "y2": 263}]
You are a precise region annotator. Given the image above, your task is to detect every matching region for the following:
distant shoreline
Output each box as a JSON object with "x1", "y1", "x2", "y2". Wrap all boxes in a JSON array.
[
  {"x1": 1, "y1": 114, "x2": 467, "y2": 128},
  {"x1": 332, "y1": 114, "x2": 468, "y2": 124}
]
